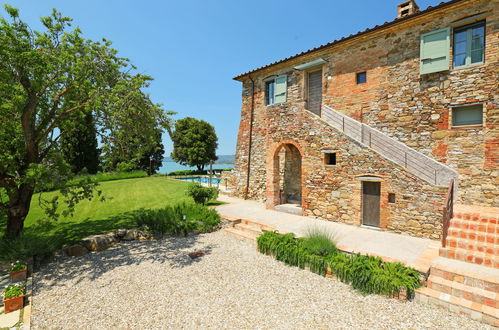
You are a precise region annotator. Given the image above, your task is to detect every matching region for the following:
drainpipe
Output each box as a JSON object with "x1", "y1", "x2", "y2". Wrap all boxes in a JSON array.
[{"x1": 244, "y1": 76, "x2": 255, "y2": 200}]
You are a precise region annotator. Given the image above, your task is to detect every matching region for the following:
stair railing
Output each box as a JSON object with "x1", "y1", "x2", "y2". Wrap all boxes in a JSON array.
[
  {"x1": 321, "y1": 105, "x2": 458, "y2": 187},
  {"x1": 441, "y1": 179, "x2": 454, "y2": 247}
]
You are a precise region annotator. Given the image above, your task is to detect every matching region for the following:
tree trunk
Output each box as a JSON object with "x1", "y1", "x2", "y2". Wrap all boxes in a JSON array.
[
  {"x1": 6, "y1": 184, "x2": 34, "y2": 238},
  {"x1": 197, "y1": 165, "x2": 204, "y2": 172}
]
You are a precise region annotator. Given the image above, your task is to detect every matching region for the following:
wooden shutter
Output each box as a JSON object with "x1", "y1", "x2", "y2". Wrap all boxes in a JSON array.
[
  {"x1": 307, "y1": 69, "x2": 322, "y2": 116},
  {"x1": 273, "y1": 75, "x2": 287, "y2": 104},
  {"x1": 420, "y1": 27, "x2": 451, "y2": 74}
]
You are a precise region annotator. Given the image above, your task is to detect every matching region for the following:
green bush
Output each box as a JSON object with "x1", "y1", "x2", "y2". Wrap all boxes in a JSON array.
[
  {"x1": 10, "y1": 261, "x2": 27, "y2": 272},
  {"x1": 301, "y1": 226, "x2": 337, "y2": 257},
  {"x1": 167, "y1": 170, "x2": 206, "y2": 176},
  {"x1": 133, "y1": 202, "x2": 220, "y2": 236},
  {"x1": 187, "y1": 184, "x2": 219, "y2": 205},
  {"x1": 3, "y1": 283, "x2": 24, "y2": 299},
  {"x1": 256, "y1": 231, "x2": 421, "y2": 297},
  {"x1": 0, "y1": 231, "x2": 62, "y2": 262}
]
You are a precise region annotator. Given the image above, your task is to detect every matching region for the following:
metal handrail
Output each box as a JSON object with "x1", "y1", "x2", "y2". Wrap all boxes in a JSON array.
[{"x1": 441, "y1": 179, "x2": 454, "y2": 247}]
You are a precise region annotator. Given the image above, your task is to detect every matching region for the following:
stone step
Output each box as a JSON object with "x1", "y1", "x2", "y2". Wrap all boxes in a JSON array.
[
  {"x1": 234, "y1": 223, "x2": 264, "y2": 236},
  {"x1": 224, "y1": 227, "x2": 258, "y2": 245},
  {"x1": 414, "y1": 287, "x2": 498, "y2": 326},
  {"x1": 427, "y1": 275, "x2": 497, "y2": 308},
  {"x1": 445, "y1": 236, "x2": 497, "y2": 254},
  {"x1": 430, "y1": 257, "x2": 499, "y2": 293},
  {"x1": 439, "y1": 247, "x2": 496, "y2": 268},
  {"x1": 275, "y1": 203, "x2": 303, "y2": 216}
]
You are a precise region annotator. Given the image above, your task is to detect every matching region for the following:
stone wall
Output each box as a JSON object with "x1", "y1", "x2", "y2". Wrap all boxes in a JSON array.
[{"x1": 233, "y1": 0, "x2": 498, "y2": 209}]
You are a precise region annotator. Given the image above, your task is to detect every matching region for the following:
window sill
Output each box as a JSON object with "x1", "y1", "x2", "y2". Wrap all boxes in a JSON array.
[
  {"x1": 324, "y1": 164, "x2": 337, "y2": 168},
  {"x1": 452, "y1": 62, "x2": 485, "y2": 71},
  {"x1": 451, "y1": 124, "x2": 484, "y2": 129}
]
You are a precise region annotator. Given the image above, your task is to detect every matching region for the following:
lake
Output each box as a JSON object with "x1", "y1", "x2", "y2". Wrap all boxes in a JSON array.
[{"x1": 159, "y1": 161, "x2": 234, "y2": 174}]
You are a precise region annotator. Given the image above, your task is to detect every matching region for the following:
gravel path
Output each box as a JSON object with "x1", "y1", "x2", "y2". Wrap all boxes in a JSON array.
[{"x1": 32, "y1": 231, "x2": 491, "y2": 329}]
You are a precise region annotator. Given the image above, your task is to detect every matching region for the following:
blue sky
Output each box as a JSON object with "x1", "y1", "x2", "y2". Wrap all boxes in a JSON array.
[{"x1": 7, "y1": 0, "x2": 439, "y2": 155}]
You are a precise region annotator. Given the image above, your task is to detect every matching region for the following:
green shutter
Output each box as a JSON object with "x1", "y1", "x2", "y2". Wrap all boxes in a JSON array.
[
  {"x1": 420, "y1": 27, "x2": 451, "y2": 74},
  {"x1": 274, "y1": 75, "x2": 287, "y2": 104}
]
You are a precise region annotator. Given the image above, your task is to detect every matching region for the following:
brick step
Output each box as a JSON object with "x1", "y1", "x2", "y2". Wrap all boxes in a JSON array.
[
  {"x1": 445, "y1": 237, "x2": 497, "y2": 254},
  {"x1": 447, "y1": 227, "x2": 497, "y2": 244},
  {"x1": 414, "y1": 287, "x2": 498, "y2": 326},
  {"x1": 224, "y1": 227, "x2": 258, "y2": 245},
  {"x1": 234, "y1": 223, "x2": 264, "y2": 236},
  {"x1": 427, "y1": 275, "x2": 497, "y2": 308},
  {"x1": 449, "y1": 218, "x2": 498, "y2": 232},
  {"x1": 239, "y1": 219, "x2": 275, "y2": 232},
  {"x1": 430, "y1": 258, "x2": 499, "y2": 293},
  {"x1": 439, "y1": 247, "x2": 496, "y2": 268}
]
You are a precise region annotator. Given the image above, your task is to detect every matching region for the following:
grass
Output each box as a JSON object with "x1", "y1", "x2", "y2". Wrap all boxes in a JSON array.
[{"x1": 0, "y1": 177, "x2": 205, "y2": 261}]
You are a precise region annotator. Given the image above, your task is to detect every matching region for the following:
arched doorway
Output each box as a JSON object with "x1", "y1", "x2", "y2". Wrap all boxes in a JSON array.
[{"x1": 269, "y1": 142, "x2": 302, "y2": 207}]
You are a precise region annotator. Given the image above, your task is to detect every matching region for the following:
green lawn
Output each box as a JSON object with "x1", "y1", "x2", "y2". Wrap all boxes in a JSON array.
[{"x1": 1, "y1": 177, "x2": 198, "y2": 260}]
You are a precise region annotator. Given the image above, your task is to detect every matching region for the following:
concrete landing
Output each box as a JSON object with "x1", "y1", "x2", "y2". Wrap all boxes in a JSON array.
[
  {"x1": 216, "y1": 194, "x2": 440, "y2": 273},
  {"x1": 275, "y1": 203, "x2": 302, "y2": 215}
]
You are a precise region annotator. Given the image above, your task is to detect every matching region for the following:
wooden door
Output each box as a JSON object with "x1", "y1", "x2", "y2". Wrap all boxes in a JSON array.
[
  {"x1": 307, "y1": 69, "x2": 322, "y2": 116},
  {"x1": 362, "y1": 181, "x2": 380, "y2": 227}
]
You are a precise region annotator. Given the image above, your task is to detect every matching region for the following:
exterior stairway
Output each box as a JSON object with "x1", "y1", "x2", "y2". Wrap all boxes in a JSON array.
[
  {"x1": 223, "y1": 217, "x2": 275, "y2": 244},
  {"x1": 440, "y1": 204, "x2": 498, "y2": 269},
  {"x1": 415, "y1": 204, "x2": 499, "y2": 326},
  {"x1": 415, "y1": 257, "x2": 499, "y2": 326},
  {"x1": 321, "y1": 105, "x2": 458, "y2": 187}
]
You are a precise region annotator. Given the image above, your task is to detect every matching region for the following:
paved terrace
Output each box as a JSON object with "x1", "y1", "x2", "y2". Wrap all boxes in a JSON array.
[{"x1": 216, "y1": 194, "x2": 441, "y2": 273}]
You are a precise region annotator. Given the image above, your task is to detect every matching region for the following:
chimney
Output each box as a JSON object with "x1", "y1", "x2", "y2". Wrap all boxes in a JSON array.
[{"x1": 397, "y1": 0, "x2": 419, "y2": 18}]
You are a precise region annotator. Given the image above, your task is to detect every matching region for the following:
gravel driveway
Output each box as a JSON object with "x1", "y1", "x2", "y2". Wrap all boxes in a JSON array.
[{"x1": 32, "y1": 231, "x2": 491, "y2": 329}]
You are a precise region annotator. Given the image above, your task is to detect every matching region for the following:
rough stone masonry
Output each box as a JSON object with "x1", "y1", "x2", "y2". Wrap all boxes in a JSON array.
[{"x1": 230, "y1": 0, "x2": 498, "y2": 239}]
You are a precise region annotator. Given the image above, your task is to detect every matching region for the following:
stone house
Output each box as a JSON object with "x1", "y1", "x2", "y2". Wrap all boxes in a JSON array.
[{"x1": 230, "y1": 0, "x2": 497, "y2": 240}]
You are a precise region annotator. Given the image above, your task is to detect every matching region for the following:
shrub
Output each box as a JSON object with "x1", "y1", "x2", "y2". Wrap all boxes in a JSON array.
[
  {"x1": 187, "y1": 184, "x2": 219, "y2": 205},
  {"x1": 3, "y1": 283, "x2": 24, "y2": 299},
  {"x1": 301, "y1": 226, "x2": 338, "y2": 257},
  {"x1": 168, "y1": 170, "x2": 206, "y2": 176},
  {"x1": 133, "y1": 202, "x2": 220, "y2": 236},
  {"x1": 256, "y1": 231, "x2": 421, "y2": 297},
  {"x1": 0, "y1": 231, "x2": 61, "y2": 262},
  {"x1": 10, "y1": 261, "x2": 27, "y2": 272}
]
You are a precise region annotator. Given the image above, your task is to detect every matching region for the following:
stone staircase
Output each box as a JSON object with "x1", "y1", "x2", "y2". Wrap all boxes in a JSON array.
[
  {"x1": 223, "y1": 217, "x2": 275, "y2": 244},
  {"x1": 415, "y1": 257, "x2": 499, "y2": 326},
  {"x1": 439, "y1": 204, "x2": 498, "y2": 269}
]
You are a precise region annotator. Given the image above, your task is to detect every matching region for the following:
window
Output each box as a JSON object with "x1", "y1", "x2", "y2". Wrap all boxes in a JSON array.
[
  {"x1": 388, "y1": 193, "x2": 396, "y2": 203},
  {"x1": 324, "y1": 152, "x2": 337, "y2": 165},
  {"x1": 356, "y1": 72, "x2": 366, "y2": 84},
  {"x1": 265, "y1": 75, "x2": 287, "y2": 105},
  {"x1": 453, "y1": 21, "x2": 485, "y2": 68},
  {"x1": 452, "y1": 104, "x2": 483, "y2": 126}
]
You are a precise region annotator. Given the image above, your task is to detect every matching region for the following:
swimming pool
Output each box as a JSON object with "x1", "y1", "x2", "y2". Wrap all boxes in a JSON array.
[{"x1": 176, "y1": 176, "x2": 221, "y2": 184}]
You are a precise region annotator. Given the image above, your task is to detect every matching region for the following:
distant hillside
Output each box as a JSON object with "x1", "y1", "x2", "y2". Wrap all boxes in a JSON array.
[{"x1": 164, "y1": 155, "x2": 234, "y2": 164}]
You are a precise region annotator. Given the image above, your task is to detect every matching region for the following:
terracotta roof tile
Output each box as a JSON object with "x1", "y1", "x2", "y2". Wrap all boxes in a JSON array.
[{"x1": 233, "y1": 0, "x2": 466, "y2": 80}]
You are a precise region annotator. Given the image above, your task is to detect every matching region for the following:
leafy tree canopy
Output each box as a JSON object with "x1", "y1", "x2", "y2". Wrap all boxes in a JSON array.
[
  {"x1": 0, "y1": 5, "x2": 172, "y2": 237},
  {"x1": 171, "y1": 117, "x2": 218, "y2": 172}
]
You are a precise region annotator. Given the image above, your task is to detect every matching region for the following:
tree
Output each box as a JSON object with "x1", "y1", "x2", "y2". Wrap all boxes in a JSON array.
[
  {"x1": 100, "y1": 91, "x2": 171, "y2": 172},
  {"x1": 171, "y1": 117, "x2": 218, "y2": 171},
  {"x1": 138, "y1": 132, "x2": 165, "y2": 175},
  {"x1": 60, "y1": 112, "x2": 100, "y2": 174},
  {"x1": 0, "y1": 6, "x2": 172, "y2": 237}
]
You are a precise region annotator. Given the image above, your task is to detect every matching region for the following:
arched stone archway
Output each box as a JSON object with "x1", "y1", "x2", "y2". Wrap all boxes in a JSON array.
[{"x1": 267, "y1": 141, "x2": 303, "y2": 208}]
